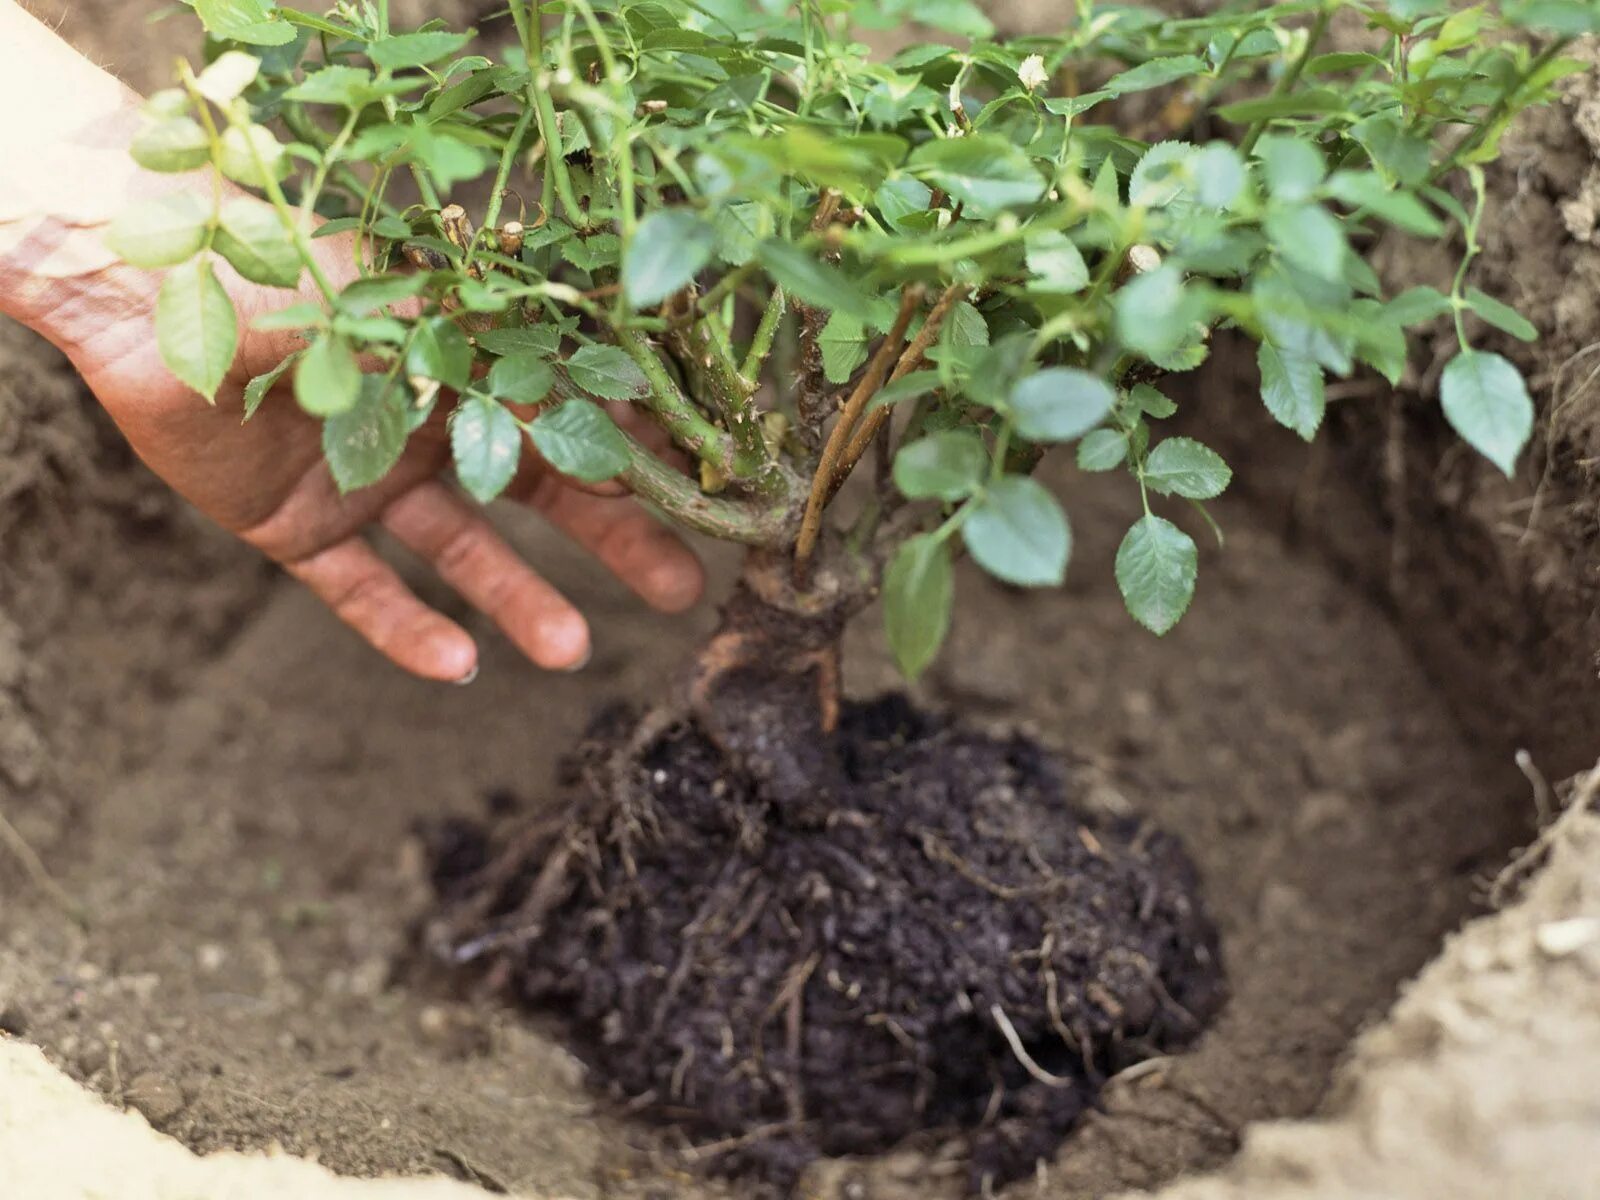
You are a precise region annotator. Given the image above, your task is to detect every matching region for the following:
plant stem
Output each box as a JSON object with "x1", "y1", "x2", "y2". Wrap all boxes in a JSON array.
[
  {"x1": 615, "y1": 429, "x2": 792, "y2": 545},
  {"x1": 1430, "y1": 38, "x2": 1572, "y2": 184},
  {"x1": 833, "y1": 282, "x2": 968, "y2": 484},
  {"x1": 742, "y1": 285, "x2": 786, "y2": 381},
  {"x1": 299, "y1": 108, "x2": 360, "y2": 225},
  {"x1": 511, "y1": 0, "x2": 588, "y2": 230},
  {"x1": 179, "y1": 63, "x2": 338, "y2": 303},
  {"x1": 793, "y1": 287, "x2": 923, "y2": 576},
  {"x1": 468, "y1": 106, "x2": 537, "y2": 273},
  {"x1": 615, "y1": 327, "x2": 739, "y2": 473},
  {"x1": 1239, "y1": 5, "x2": 1332, "y2": 156}
]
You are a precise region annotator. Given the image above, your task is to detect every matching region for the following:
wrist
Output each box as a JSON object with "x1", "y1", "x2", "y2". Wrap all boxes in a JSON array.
[{"x1": 0, "y1": 2, "x2": 169, "y2": 352}]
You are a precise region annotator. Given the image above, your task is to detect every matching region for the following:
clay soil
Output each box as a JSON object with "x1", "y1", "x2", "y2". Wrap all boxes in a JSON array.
[{"x1": 0, "y1": 2, "x2": 1588, "y2": 1198}]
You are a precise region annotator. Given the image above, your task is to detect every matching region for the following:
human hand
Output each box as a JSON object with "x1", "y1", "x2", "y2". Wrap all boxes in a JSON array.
[{"x1": 52, "y1": 236, "x2": 706, "y2": 681}]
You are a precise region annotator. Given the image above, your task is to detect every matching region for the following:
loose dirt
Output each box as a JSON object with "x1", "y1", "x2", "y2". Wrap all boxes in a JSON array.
[
  {"x1": 425, "y1": 695, "x2": 1224, "y2": 1193},
  {"x1": 0, "y1": 397, "x2": 1530, "y2": 1197},
  {"x1": 0, "y1": 2, "x2": 1582, "y2": 1198}
]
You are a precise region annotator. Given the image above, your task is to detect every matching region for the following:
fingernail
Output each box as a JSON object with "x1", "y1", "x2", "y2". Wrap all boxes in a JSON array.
[
  {"x1": 455, "y1": 664, "x2": 480, "y2": 686},
  {"x1": 561, "y1": 646, "x2": 592, "y2": 674}
]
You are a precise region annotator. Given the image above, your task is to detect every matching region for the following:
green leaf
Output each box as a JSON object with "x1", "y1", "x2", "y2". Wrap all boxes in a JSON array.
[
  {"x1": 1133, "y1": 383, "x2": 1177, "y2": 418},
  {"x1": 876, "y1": 177, "x2": 934, "y2": 232},
  {"x1": 284, "y1": 65, "x2": 387, "y2": 107},
  {"x1": 193, "y1": 0, "x2": 296, "y2": 45},
  {"x1": 1505, "y1": 0, "x2": 1600, "y2": 35},
  {"x1": 1256, "y1": 136, "x2": 1326, "y2": 202},
  {"x1": 883, "y1": 534, "x2": 953, "y2": 682},
  {"x1": 1193, "y1": 142, "x2": 1247, "y2": 209},
  {"x1": 820, "y1": 314, "x2": 868, "y2": 384},
  {"x1": 242, "y1": 351, "x2": 297, "y2": 423},
  {"x1": 1044, "y1": 90, "x2": 1111, "y2": 119},
  {"x1": 1114, "y1": 264, "x2": 1205, "y2": 360},
  {"x1": 156, "y1": 258, "x2": 237, "y2": 403},
  {"x1": 218, "y1": 124, "x2": 288, "y2": 188},
  {"x1": 1026, "y1": 233, "x2": 1089, "y2": 293},
  {"x1": 1216, "y1": 89, "x2": 1344, "y2": 124},
  {"x1": 1104, "y1": 55, "x2": 1208, "y2": 96},
  {"x1": 214, "y1": 200, "x2": 300, "y2": 288},
  {"x1": 1142, "y1": 438, "x2": 1232, "y2": 499},
  {"x1": 962, "y1": 476, "x2": 1070, "y2": 588},
  {"x1": 475, "y1": 326, "x2": 562, "y2": 358},
  {"x1": 529, "y1": 400, "x2": 631, "y2": 482},
  {"x1": 754, "y1": 242, "x2": 874, "y2": 320},
  {"x1": 407, "y1": 317, "x2": 473, "y2": 391},
  {"x1": 105, "y1": 193, "x2": 210, "y2": 268},
  {"x1": 1007, "y1": 368, "x2": 1117, "y2": 443},
  {"x1": 1116, "y1": 515, "x2": 1197, "y2": 635},
  {"x1": 565, "y1": 344, "x2": 650, "y2": 401},
  {"x1": 251, "y1": 301, "x2": 324, "y2": 332},
  {"x1": 1385, "y1": 285, "x2": 1453, "y2": 326},
  {"x1": 131, "y1": 118, "x2": 211, "y2": 173},
  {"x1": 322, "y1": 375, "x2": 409, "y2": 494},
  {"x1": 1257, "y1": 341, "x2": 1325, "y2": 440},
  {"x1": 451, "y1": 394, "x2": 523, "y2": 504},
  {"x1": 893, "y1": 430, "x2": 987, "y2": 501},
  {"x1": 1439, "y1": 351, "x2": 1534, "y2": 477},
  {"x1": 1265, "y1": 204, "x2": 1347, "y2": 280},
  {"x1": 1464, "y1": 288, "x2": 1539, "y2": 342},
  {"x1": 1324, "y1": 172, "x2": 1443, "y2": 237},
  {"x1": 1305, "y1": 51, "x2": 1390, "y2": 75},
  {"x1": 338, "y1": 273, "x2": 429, "y2": 314},
  {"x1": 865, "y1": 370, "x2": 942, "y2": 415},
  {"x1": 1130, "y1": 141, "x2": 1197, "y2": 210},
  {"x1": 1076, "y1": 429, "x2": 1129, "y2": 471},
  {"x1": 294, "y1": 333, "x2": 361, "y2": 417},
  {"x1": 713, "y1": 202, "x2": 771, "y2": 265},
  {"x1": 195, "y1": 51, "x2": 262, "y2": 104},
  {"x1": 623, "y1": 209, "x2": 717, "y2": 308},
  {"x1": 1349, "y1": 114, "x2": 1431, "y2": 186},
  {"x1": 947, "y1": 301, "x2": 990, "y2": 347},
  {"x1": 908, "y1": 134, "x2": 1046, "y2": 216},
  {"x1": 368, "y1": 31, "x2": 475, "y2": 69},
  {"x1": 487, "y1": 353, "x2": 555, "y2": 405}
]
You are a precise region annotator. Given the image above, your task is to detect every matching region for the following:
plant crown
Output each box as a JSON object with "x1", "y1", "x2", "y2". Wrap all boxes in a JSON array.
[{"x1": 112, "y1": 0, "x2": 1593, "y2": 676}]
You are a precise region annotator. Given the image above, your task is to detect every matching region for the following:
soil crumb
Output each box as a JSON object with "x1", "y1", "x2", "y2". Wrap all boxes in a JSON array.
[{"x1": 426, "y1": 696, "x2": 1226, "y2": 1193}]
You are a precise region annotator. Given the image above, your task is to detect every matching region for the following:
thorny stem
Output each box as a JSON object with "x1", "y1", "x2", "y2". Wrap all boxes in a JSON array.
[
  {"x1": 793, "y1": 286, "x2": 923, "y2": 578},
  {"x1": 615, "y1": 327, "x2": 740, "y2": 474},
  {"x1": 742, "y1": 286, "x2": 786, "y2": 382},
  {"x1": 468, "y1": 106, "x2": 537, "y2": 274},
  {"x1": 665, "y1": 302, "x2": 772, "y2": 482},
  {"x1": 833, "y1": 282, "x2": 969, "y2": 485},
  {"x1": 511, "y1": 0, "x2": 587, "y2": 230}
]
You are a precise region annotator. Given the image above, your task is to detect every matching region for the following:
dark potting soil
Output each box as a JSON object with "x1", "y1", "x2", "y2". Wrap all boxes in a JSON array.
[{"x1": 426, "y1": 695, "x2": 1227, "y2": 1193}]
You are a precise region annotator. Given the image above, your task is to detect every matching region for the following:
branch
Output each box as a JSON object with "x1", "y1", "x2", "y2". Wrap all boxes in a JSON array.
[
  {"x1": 615, "y1": 429, "x2": 793, "y2": 546},
  {"x1": 612, "y1": 327, "x2": 740, "y2": 474},
  {"x1": 664, "y1": 301, "x2": 771, "y2": 481},
  {"x1": 792, "y1": 286, "x2": 922, "y2": 576},
  {"x1": 831, "y1": 282, "x2": 968, "y2": 490}
]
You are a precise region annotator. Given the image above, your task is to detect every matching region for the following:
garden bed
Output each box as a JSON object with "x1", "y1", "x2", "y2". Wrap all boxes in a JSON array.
[{"x1": 2, "y1": 2, "x2": 1598, "y2": 1198}]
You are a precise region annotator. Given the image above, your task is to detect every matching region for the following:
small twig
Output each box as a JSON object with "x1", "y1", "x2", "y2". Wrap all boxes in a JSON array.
[
  {"x1": 0, "y1": 805, "x2": 87, "y2": 928},
  {"x1": 793, "y1": 287, "x2": 923, "y2": 577},
  {"x1": 1516, "y1": 749, "x2": 1556, "y2": 826},
  {"x1": 989, "y1": 1004, "x2": 1073, "y2": 1088},
  {"x1": 831, "y1": 282, "x2": 969, "y2": 489}
]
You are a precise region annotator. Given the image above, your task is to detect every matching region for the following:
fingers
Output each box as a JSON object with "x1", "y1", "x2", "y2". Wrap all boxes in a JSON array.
[
  {"x1": 285, "y1": 539, "x2": 478, "y2": 683},
  {"x1": 519, "y1": 471, "x2": 705, "y2": 615},
  {"x1": 381, "y1": 482, "x2": 591, "y2": 672}
]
